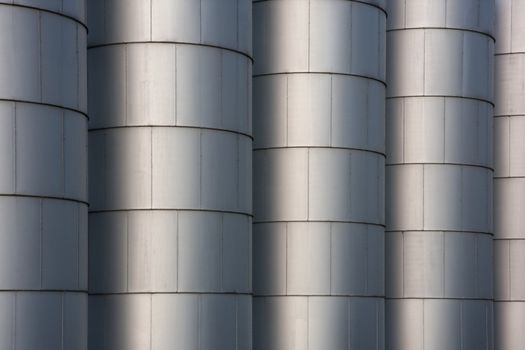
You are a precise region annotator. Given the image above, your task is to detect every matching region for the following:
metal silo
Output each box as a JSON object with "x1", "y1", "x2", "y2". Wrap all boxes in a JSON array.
[
  {"x1": 494, "y1": 0, "x2": 525, "y2": 348},
  {"x1": 0, "y1": 1, "x2": 88, "y2": 349},
  {"x1": 252, "y1": 0, "x2": 386, "y2": 348},
  {"x1": 87, "y1": 0, "x2": 252, "y2": 349},
  {"x1": 385, "y1": 1, "x2": 495, "y2": 349}
]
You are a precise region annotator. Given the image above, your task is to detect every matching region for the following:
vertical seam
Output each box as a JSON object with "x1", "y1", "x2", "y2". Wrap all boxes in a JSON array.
[
  {"x1": 60, "y1": 293, "x2": 64, "y2": 350},
  {"x1": 307, "y1": 0, "x2": 311, "y2": 71},
  {"x1": 40, "y1": 199, "x2": 44, "y2": 288},
  {"x1": 126, "y1": 211, "x2": 130, "y2": 292},
  {"x1": 39, "y1": 11, "x2": 43, "y2": 103},
  {"x1": 174, "y1": 45, "x2": 178, "y2": 126},
  {"x1": 149, "y1": 0, "x2": 153, "y2": 40},
  {"x1": 150, "y1": 127, "x2": 153, "y2": 208},
  {"x1": 12, "y1": 293, "x2": 16, "y2": 350},
  {"x1": 13, "y1": 103, "x2": 17, "y2": 192}
]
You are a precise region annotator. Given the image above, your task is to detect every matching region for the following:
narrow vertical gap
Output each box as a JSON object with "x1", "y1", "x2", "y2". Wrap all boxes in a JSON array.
[
  {"x1": 12, "y1": 293, "x2": 16, "y2": 350},
  {"x1": 236, "y1": 0, "x2": 240, "y2": 50},
  {"x1": 77, "y1": 204, "x2": 80, "y2": 290},
  {"x1": 329, "y1": 223, "x2": 333, "y2": 294},
  {"x1": 150, "y1": 128, "x2": 153, "y2": 209},
  {"x1": 149, "y1": 0, "x2": 153, "y2": 40},
  {"x1": 40, "y1": 199, "x2": 44, "y2": 288},
  {"x1": 149, "y1": 294, "x2": 153, "y2": 350},
  {"x1": 219, "y1": 214, "x2": 224, "y2": 291},
  {"x1": 76, "y1": 26, "x2": 80, "y2": 110},
  {"x1": 61, "y1": 111, "x2": 65, "y2": 197},
  {"x1": 60, "y1": 293, "x2": 64, "y2": 350},
  {"x1": 460, "y1": 302, "x2": 464, "y2": 350},
  {"x1": 13, "y1": 103, "x2": 17, "y2": 193},
  {"x1": 443, "y1": 98, "x2": 446, "y2": 162},
  {"x1": 235, "y1": 297, "x2": 239, "y2": 350},
  {"x1": 176, "y1": 211, "x2": 180, "y2": 292},
  {"x1": 365, "y1": 226, "x2": 369, "y2": 294},
  {"x1": 285, "y1": 76, "x2": 289, "y2": 146},
  {"x1": 39, "y1": 11, "x2": 43, "y2": 103},
  {"x1": 285, "y1": 223, "x2": 288, "y2": 294},
  {"x1": 199, "y1": 130, "x2": 203, "y2": 208},
  {"x1": 219, "y1": 51, "x2": 224, "y2": 127},
  {"x1": 402, "y1": 232, "x2": 405, "y2": 297},
  {"x1": 126, "y1": 211, "x2": 130, "y2": 292},
  {"x1": 236, "y1": 136, "x2": 240, "y2": 209},
  {"x1": 199, "y1": 0, "x2": 202, "y2": 43},
  {"x1": 197, "y1": 295, "x2": 201, "y2": 350},
  {"x1": 442, "y1": 232, "x2": 445, "y2": 297},
  {"x1": 347, "y1": 299, "x2": 351, "y2": 350},
  {"x1": 329, "y1": 75, "x2": 333, "y2": 146},
  {"x1": 124, "y1": 46, "x2": 128, "y2": 125},
  {"x1": 306, "y1": 148, "x2": 310, "y2": 220},
  {"x1": 174, "y1": 45, "x2": 178, "y2": 126},
  {"x1": 307, "y1": 0, "x2": 311, "y2": 71}
]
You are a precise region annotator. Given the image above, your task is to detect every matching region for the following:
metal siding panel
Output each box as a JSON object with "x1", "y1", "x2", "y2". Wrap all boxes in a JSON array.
[
  {"x1": 351, "y1": 3, "x2": 380, "y2": 78},
  {"x1": 151, "y1": 0, "x2": 200, "y2": 43},
  {"x1": 405, "y1": 0, "x2": 446, "y2": 28},
  {"x1": 64, "y1": 113, "x2": 88, "y2": 201},
  {"x1": 16, "y1": 104, "x2": 62, "y2": 197},
  {"x1": 386, "y1": 299, "x2": 424, "y2": 350},
  {"x1": 201, "y1": 0, "x2": 237, "y2": 51},
  {"x1": 494, "y1": 117, "x2": 510, "y2": 177},
  {"x1": 63, "y1": 293, "x2": 88, "y2": 350},
  {"x1": 42, "y1": 200, "x2": 79, "y2": 289},
  {"x1": 509, "y1": 116, "x2": 525, "y2": 176},
  {"x1": 386, "y1": 99, "x2": 404, "y2": 164},
  {"x1": 444, "y1": 233, "x2": 476, "y2": 298},
  {"x1": 495, "y1": 0, "x2": 512, "y2": 53},
  {"x1": 496, "y1": 301, "x2": 525, "y2": 350},
  {"x1": 253, "y1": 75, "x2": 287, "y2": 149},
  {"x1": 253, "y1": 224, "x2": 287, "y2": 295},
  {"x1": 446, "y1": 0, "x2": 481, "y2": 30},
  {"x1": 308, "y1": 297, "x2": 348, "y2": 350},
  {"x1": 222, "y1": 214, "x2": 251, "y2": 293},
  {"x1": 152, "y1": 128, "x2": 200, "y2": 209},
  {"x1": 423, "y1": 300, "x2": 461, "y2": 350},
  {"x1": 511, "y1": 0, "x2": 525, "y2": 51},
  {"x1": 309, "y1": 1, "x2": 351, "y2": 73},
  {"x1": 287, "y1": 74, "x2": 331, "y2": 147},
  {"x1": 385, "y1": 232, "x2": 404, "y2": 297},
  {"x1": 178, "y1": 211, "x2": 221, "y2": 292},
  {"x1": 199, "y1": 295, "x2": 237, "y2": 350},
  {"x1": 0, "y1": 102, "x2": 15, "y2": 193},
  {"x1": 103, "y1": 0, "x2": 151, "y2": 44},
  {"x1": 126, "y1": 44, "x2": 176, "y2": 126},
  {"x1": 494, "y1": 240, "x2": 511, "y2": 300},
  {"x1": 386, "y1": 165, "x2": 424, "y2": 231},
  {"x1": 494, "y1": 178, "x2": 525, "y2": 239},
  {"x1": 349, "y1": 298, "x2": 381, "y2": 350}
]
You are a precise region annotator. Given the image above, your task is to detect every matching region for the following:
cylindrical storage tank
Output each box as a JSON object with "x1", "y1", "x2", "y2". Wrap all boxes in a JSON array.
[
  {"x1": 0, "y1": 1, "x2": 88, "y2": 349},
  {"x1": 494, "y1": 0, "x2": 525, "y2": 348},
  {"x1": 385, "y1": 1, "x2": 494, "y2": 350},
  {"x1": 86, "y1": 1, "x2": 252, "y2": 349},
  {"x1": 252, "y1": 1, "x2": 386, "y2": 349}
]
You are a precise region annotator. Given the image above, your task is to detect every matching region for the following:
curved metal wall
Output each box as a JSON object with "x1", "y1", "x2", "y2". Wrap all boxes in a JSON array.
[
  {"x1": 252, "y1": 0, "x2": 386, "y2": 349},
  {"x1": 87, "y1": 1, "x2": 252, "y2": 349},
  {"x1": 494, "y1": 0, "x2": 525, "y2": 348},
  {"x1": 385, "y1": 1, "x2": 494, "y2": 349},
  {"x1": 0, "y1": 1, "x2": 87, "y2": 349}
]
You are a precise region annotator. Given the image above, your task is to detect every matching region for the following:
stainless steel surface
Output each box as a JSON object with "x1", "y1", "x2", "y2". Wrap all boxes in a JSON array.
[
  {"x1": 0, "y1": 1, "x2": 87, "y2": 349},
  {"x1": 494, "y1": 0, "x2": 525, "y2": 348},
  {"x1": 386, "y1": 1, "x2": 495, "y2": 349},
  {"x1": 253, "y1": 0, "x2": 386, "y2": 349},
  {"x1": 87, "y1": 0, "x2": 252, "y2": 349}
]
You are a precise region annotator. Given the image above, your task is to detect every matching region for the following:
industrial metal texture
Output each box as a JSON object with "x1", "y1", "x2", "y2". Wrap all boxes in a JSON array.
[
  {"x1": 0, "y1": 1, "x2": 88, "y2": 349},
  {"x1": 252, "y1": 0, "x2": 386, "y2": 349},
  {"x1": 87, "y1": 1, "x2": 252, "y2": 349},
  {"x1": 386, "y1": 1, "x2": 495, "y2": 350},
  {"x1": 494, "y1": 0, "x2": 525, "y2": 348}
]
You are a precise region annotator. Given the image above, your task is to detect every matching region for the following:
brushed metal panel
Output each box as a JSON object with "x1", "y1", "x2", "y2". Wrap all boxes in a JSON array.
[
  {"x1": 0, "y1": 197, "x2": 40, "y2": 289},
  {"x1": 386, "y1": 299, "x2": 423, "y2": 350},
  {"x1": 78, "y1": 206, "x2": 88, "y2": 290},
  {"x1": 386, "y1": 165, "x2": 424, "y2": 231},
  {"x1": 253, "y1": 297, "x2": 308, "y2": 350},
  {"x1": 176, "y1": 46, "x2": 221, "y2": 130},
  {"x1": 462, "y1": 301, "x2": 491, "y2": 349},
  {"x1": 368, "y1": 80, "x2": 386, "y2": 152},
  {"x1": 331, "y1": 76, "x2": 368, "y2": 150},
  {"x1": 88, "y1": 212, "x2": 128, "y2": 293},
  {"x1": 308, "y1": 297, "x2": 348, "y2": 350},
  {"x1": 509, "y1": 116, "x2": 525, "y2": 176},
  {"x1": 201, "y1": 0, "x2": 237, "y2": 50},
  {"x1": 126, "y1": 211, "x2": 178, "y2": 293},
  {"x1": 446, "y1": 0, "x2": 482, "y2": 31},
  {"x1": 349, "y1": 298, "x2": 383, "y2": 350},
  {"x1": 151, "y1": 294, "x2": 199, "y2": 350},
  {"x1": 509, "y1": 240, "x2": 525, "y2": 299},
  {"x1": 331, "y1": 223, "x2": 367, "y2": 295},
  {"x1": 494, "y1": 239, "x2": 511, "y2": 300},
  {"x1": 151, "y1": 128, "x2": 200, "y2": 209},
  {"x1": 405, "y1": 0, "x2": 446, "y2": 28},
  {"x1": 199, "y1": 295, "x2": 237, "y2": 350},
  {"x1": 0, "y1": 6, "x2": 40, "y2": 102},
  {"x1": 178, "y1": 211, "x2": 221, "y2": 292},
  {"x1": 462, "y1": 167, "x2": 491, "y2": 232},
  {"x1": 496, "y1": 301, "x2": 525, "y2": 350},
  {"x1": 287, "y1": 74, "x2": 331, "y2": 147},
  {"x1": 41, "y1": 13, "x2": 78, "y2": 109},
  {"x1": 16, "y1": 293, "x2": 62, "y2": 350},
  {"x1": 0, "y1": 102, "x2": 14, "y2": 193},
  {"x1": 88, "y1": 46, "x2": 127, "y2": 128},
  {"x1": 386, "y1": 30, "x2": 425, "y2": 97},
  {"x1": 308, "y1": 149, "x2": 351, "y2": 221},
  {"x1": 476, "y1": 234, "x2": 494, "y2": 299},
  {"x1": 309, "y1": 1, "x2": 351, "y2": 73},
  {"x1": 86, "y1": 0, "x2": 104, "y2": 44},
  {"x1": 238, "y1": 0, "x2": 252, "y2": 56},
  {"x1": 350, "y1": 151, "x2": 383, "y2": 224},
  {"x1": 404, "y1": 97, "x2": 445, "y2": 163},
  {"x1": 16, "y1": 104, "x2": 62, "y2": 197},
  {"x1": 87, "y1": 132, "x2": 106, "y2": 208},
  {"x1": 0, "y1": 293, "x2": 13, "y2": 349},
  {"x1": 222, "y1": 215, "x2": 252, "y2": 293},
  {"x1": 62, "y1": 0, "x2": 86, "y2": 24},
  {"x1": 511, "y1": 0, "x2": 525, "y2": 51},
  {"x1": 423, "y1": 164, "x2": 462, "y2": 231},
  {"x1": 42, "y1": 200, "x2": 79, "y2": 289},
  {"x1": 444, "y1": 233, "x2": 476, "y2": 298},
  {"x1": 14, "y1": 0, "x2": 60, "y2": 12},
  {"x1": 253, "y1": 75, "x2": 287, "y2": 149},
  {"x1": 495, "y1": 55, "x2": 523, "y2": 116},
  {"x1": 201, "y1": 131, "x2": 238, "y2": 211},
  {"x1": 64, "y1": 113, "x2": 88, "y2": 201},
  {"x1": 351, "y1": 3, "x2": 381, "y2": 78},
  {"x1": 287, "y1": 222, "x2": 331, "y2": 295},
  {"x1": 103, "y1": 0, "x2": 151, "y2": 44},
  {"x1": 151, "y1": 0, "x2": 200, "y2": 43},
  {"x1": 239, "y1": 135, "x2": 253, "y2": 212},
  {"x1": 126, "y1": 44, "x2": 176, "y2": 126},
  {"x1": 88, "y1": 295, "x2": 151, "y2": 350},
  {"x1": 494, "y1": 178, "x2": 525, "y2": 239},
  {"x1": 222, "y1": 52, "x2": 250, "y2": 134},
  {"x1": 385, "y1": 232, "x2": 404, "y2": 297},
  {"x1": 403, "y1": 231, "x2": 444, "y2": 298},
  {"x1": 423, "y1": 300, "x2": 461, "y2": 350},
  {"x1": 253, "y1": 149, "x2": 308, "y2": 221},
  {"x1": 386, "y1": 0, "x2": 405, "y2": 30},
  {"x1": 63, "y1": 293, "x2": 88, "y2": 350},
  {"x1": 386, "y1": 99, "x2": 404, "y2": 164},
  {"x1": 367, "y1": 225, "x2": 385, "y2": 295},
  {"x1": 253, "y1": 223, "x2": 286, "y2": 295},
  {"x1": 495, "y1": 0, "x2": 512, "y2": 53},
  {"x1": 424, "y1": 29, "x2": 463, "y2": 96},
  {"x1": 462, "y1": 32, "x2": 491, "y2": 100},
  {"x1": 104, "y1": 128, "x2": 152, "y2": 210},
  {"x1": 253, "y1": 1, "x2": 309, "y2": 74}
]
